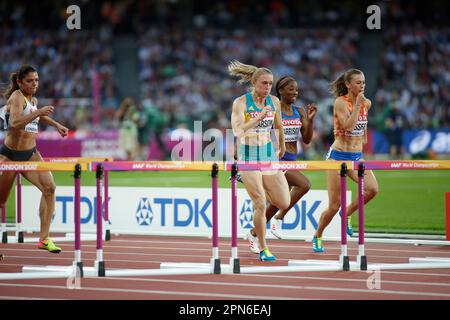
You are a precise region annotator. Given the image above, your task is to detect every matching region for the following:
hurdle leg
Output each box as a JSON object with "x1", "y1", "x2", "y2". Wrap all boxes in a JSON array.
[
  {"x1": 1, "y1": 205, "x2": 7, "y2": 244},
  {"x1": 210, "y1": 163, "x2": 221, "y2": 274},
  {"x1": 230, "y1": 163, "x2": 240, "y2": 273},
  {"x1": 339, "y1": 163, "x2": 350, "y2": 271},
  {"x1": 16, "y1": 173, "x2": 24, "y2": 243},
  {"x1": 103, "y1": 169, "x2": 111, "y2": 241},
  {"x1": 95, "y1": 164, "x2": 105, "y2": 277},
  {"x1": 73, "y1": 164, "x2": 84, "y2": 277},
  {"x1": 356, "y1": 162, "x2": 367, "y2": 270}
]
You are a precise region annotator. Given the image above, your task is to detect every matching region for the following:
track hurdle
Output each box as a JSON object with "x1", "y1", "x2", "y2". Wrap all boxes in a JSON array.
[
  {"x1": 349, "y1": 160, "x2": 450, "y2": 271},
  {"x1": 0, "y1": 161, "x2": 89, "y2": 280},
  {"x1": 2, "y1": 157, "x2": 112, "y2": 244},
  {"x1": 227, "y1": 160, "x2": 450, "y2": 274},
  {"x1": 88, "y1": 161, "x2": 225, "y2": 277},
  {"x1": 227, "y1": 161, "x2": 355, "y2": 274}
]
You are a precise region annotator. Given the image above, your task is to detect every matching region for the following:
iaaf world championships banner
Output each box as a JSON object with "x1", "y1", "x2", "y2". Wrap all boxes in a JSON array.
[{"x1": 20, "y1": 187, "x2": 348, "y2": 240}]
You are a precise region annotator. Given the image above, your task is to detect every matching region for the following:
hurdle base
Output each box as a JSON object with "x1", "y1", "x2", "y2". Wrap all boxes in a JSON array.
[
  {"x1": 229, "y1": 257, "x2": 240, "y2": 274},
  {"x1": 340, "y1": 255, "x2": 350, "y2": 271},
  {"x1": 21, "y1": 265, "x2": 96, "y2": 279},
  {"x1": 95, "y1": 261, "x2": 106, "y2": 277},
  {"x1": 211, "y1": 258, "x2": 221, "y2": 274},
  {"x1": 357, "y1": 255, "x2": 368, "y2": 270},
  {"x1": 160, "y1": 262, "x2": 232, "y2": 274},
  {"x1": 2, "y1": 232, "x2": 7, "y2": 243},
  {"x1": 75, "y1": 261, "x2": 84, "y2": 278},
  {"x1": 105, "y1": 229, "x2": 111, "y2": 241},
  {"x1": 17, "y1": 231, "x2": 24, "y2": 243}
]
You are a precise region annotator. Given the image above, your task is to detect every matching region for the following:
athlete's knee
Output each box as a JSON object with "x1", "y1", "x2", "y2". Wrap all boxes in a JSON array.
[
  {"x1": 42, "y1": 183, "x2": 56, "y2": 197},
  {"x1": 303, "y1": 180, "x2": 311, "y2": 193},
  {"x1": 328, "y1": 201, "x2": 341, "y2": 214},
  {"x1": 252, "y1": 197, "x2": 267, "y2": 213},
  {"x1": 272, "y1": 196, "x2": 290, "y2": 211},
  {"x1": 365, "y1": 185, "x2": 379, "y2": 199}
]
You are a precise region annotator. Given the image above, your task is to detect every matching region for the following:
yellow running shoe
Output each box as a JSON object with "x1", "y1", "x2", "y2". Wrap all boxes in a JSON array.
[{"x1": 38, "y1": 238, "x2": 62, "y2": 253}]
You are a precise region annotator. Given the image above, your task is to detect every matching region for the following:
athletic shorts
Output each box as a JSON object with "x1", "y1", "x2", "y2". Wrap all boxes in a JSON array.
[
  {"x1": 238, "y1": 142, "x2": 278, "y2": 162},
  {"x1": 326, "y1": 148, "x2": 363, "y2": 161},
  {"x1": 0, "y1": 144, "x2": 37, "y2": 161},
  {"x1": 280, "y1": 151, "x2": 297, "y2": 161}
]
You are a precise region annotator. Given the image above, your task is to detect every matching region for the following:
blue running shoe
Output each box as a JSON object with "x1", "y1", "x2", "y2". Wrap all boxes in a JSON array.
[
  {"x1": 347, "y1": 216, "x2": 353, "y2": 236},
  {"x1": 312, "y1": 236, "x2": 324, "y2": 253},
  {"x1": 338, "y1": 211, "x2": 354, "y2": 237},
  {"x1": 259, "y1": 248, "x2": 276, "y2": 261}
]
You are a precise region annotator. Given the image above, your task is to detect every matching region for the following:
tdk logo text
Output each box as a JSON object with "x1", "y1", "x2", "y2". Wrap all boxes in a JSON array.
[
  {"x1": 239, "y1": 199, "x2": 321, "y2": 230},
  {"x1": 136, "y1": 197, "x2": 212, "y2": 227},
  {"x1": 55, "y1": 196, "x2": 108, "y2": 224}
]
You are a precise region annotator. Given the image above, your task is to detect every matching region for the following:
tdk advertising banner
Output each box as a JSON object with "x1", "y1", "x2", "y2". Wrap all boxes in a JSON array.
[{"x1": 20, "y1": 187, "x2": 347, "y2": 239}]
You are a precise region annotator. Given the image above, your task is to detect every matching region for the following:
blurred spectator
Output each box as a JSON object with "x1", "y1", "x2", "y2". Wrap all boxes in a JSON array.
[{"x1": 114, "y1": 97, "x2": 139, "y2": 160}]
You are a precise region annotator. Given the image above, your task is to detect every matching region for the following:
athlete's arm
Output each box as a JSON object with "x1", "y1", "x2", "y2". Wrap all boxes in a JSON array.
[
  {"x1": 334, "y1": 97, "x2": 362, "y2": 132},
  {"x1": 34, "y1": 98, "x2": 68, "y2": 137},
  {"x1": 362, "y1": 99, "x2": 372, "y2": 144},
  {"x1": 272, "y1": 96, "x2": 286, "y2": 158},
  {"x1": 40, "y1": 116, "x2": 69, "y2": 137},
  {"x1": 299, "y1": 104, "x2": 316, "y2": 144},
  {"x1": 7, "y1": 92, "x2": 52, "y2": 130},
  {"x1": 231, "y1": 96, "x2": 269, "y2": 138}
]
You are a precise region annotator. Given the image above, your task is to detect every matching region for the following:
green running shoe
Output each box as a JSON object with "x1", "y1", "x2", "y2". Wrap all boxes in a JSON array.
[
  {"x1": 38, "y1": 238, "x2": 62, "y2": 253},
  {"x1": 259, "y1": 248, "x2": 276, "y2": 261}
]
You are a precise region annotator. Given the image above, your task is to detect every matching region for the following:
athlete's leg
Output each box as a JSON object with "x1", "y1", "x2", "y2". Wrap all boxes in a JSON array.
[
  {"x1": 346, "y1": 168, "x2": 378, "y2": 217},
  {"x1": 20, "y1": 151, "x2": 56, "y2": 241},
  {"x1": 315, "y1": 170, "x2": 341, "y2": 238},
  {"x1": 273, "y1": 171, "x2": 311, "y2": 220},
  {"x1": 240, "y1": 171, "x2": 268, "y2": 251},
  {"x1": 262, "y1": 171, "x2": 290, "y2": 218},
  {"x1": 0, "y1": 155, "x2": 17, "y2": 212}
]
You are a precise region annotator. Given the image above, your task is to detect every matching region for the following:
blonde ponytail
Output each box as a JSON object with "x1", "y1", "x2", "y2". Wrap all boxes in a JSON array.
[{"x1": 228, "y1": 60, "x2": 272, "y2": 85}]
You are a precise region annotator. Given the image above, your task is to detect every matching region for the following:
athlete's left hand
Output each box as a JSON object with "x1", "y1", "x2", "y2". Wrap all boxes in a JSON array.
[
  {"x1": 57, "y1": 124, "x2": 69, "y2": 138},
  {"x1": 277, "y1": 143, "x2": 286, "y2": 159},
  {"x1": 307, "y1": 103, "x2": 317, "y2": 120}
]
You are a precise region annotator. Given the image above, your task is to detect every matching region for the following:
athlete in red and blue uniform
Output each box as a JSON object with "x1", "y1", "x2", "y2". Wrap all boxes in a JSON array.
[{"x1": 313, "y1": 69, "x2": 378, "y2": 253}]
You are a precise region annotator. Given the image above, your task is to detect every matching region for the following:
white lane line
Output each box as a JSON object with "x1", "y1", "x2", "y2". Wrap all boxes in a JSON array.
[
  {"x1": 93, "y1": 277, "x2": 450, "y2": 298},
  {"x1": 2, "y1": 275, "x2": 448, "y2": 299},
  {"x1": 236, "y1": 273, "x2": 450, "y2": 287},
  {"x1": 0, "y1": 295, "x2": 66, "y2": 300},
  {"x1": 0, "y1": 283, "x2": 302, "y2": 300}
]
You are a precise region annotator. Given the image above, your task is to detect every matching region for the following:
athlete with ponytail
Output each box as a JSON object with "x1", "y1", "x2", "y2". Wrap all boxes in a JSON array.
[
  {"x1": 0, "y1": 64, "x2": 68, "y2": 253},
  {"x1": 229, "y1": 60, "x2": 290, "y2": 261},
  {"x1": 265, "y1": 76, "x2": 317, "y2": 239},
  {"x1": 312, "y1": 69, "x2": 378, "y2": 253}
]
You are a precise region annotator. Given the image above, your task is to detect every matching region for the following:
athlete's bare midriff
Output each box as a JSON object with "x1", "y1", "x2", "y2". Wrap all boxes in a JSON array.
[
  {"x1": 331, "y1": 135, "x2": 364, "y2": 153},
  {"x1": 4, "y1": 129, "x2": 37, "y2": 150},
  {"x1": 285, "y1": 141, "x2": 297, "y2": 155}
]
